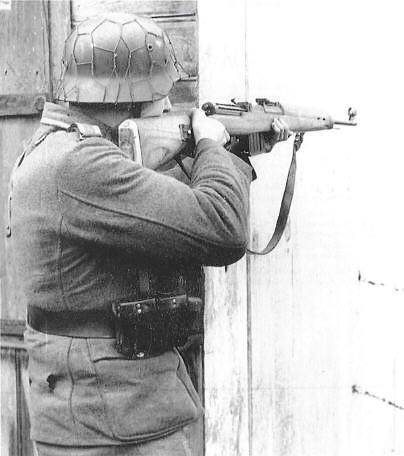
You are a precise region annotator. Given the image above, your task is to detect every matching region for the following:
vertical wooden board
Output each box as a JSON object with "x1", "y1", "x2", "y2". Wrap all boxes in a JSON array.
[
  {"x1": 1, "y1": 117, "x2": 40, "y2": 319},
  {"x1": 169, "y1": 80, "x2": 198, "y2": 110},
  {"x1": 1, "y1": 347, "x2": 33, "y2": 456},
  {"x1": 248, "y1": 248, "x2": 296, "y2": 456},
  {"x1": 72, "y1": 0, "x2": 197, "y2": 20},
  {"x1": 1, "y1": 0, "x2": 52, "y2": 320},
  {"x1": 1, "y1": 348, "x2": 18, "y2": 456},
  {"x1": 198, "y1": 0, "x2": 249, "y2": 454},
  {"x1": 48, "y1": 0, "x2": 71, "y2": 96},
  {"x1": 160, "y1": 20, "x2": 197, "y2": 77},
  {"x1": 0, "y1": 0, "x2": 50, "y2": 95},
  {"x1": 0, "y1": 3, "x2": 51, "y2": 451},
  {"x1": 203, "y1": 262, "x2": 249, "y2": 456},
  {"x1": 18, "y1": 349, "x2": 33, "y2": 456},
  {"x1": 287, "y1": 133, "x2": 356, "y2": 456},
  {"x1": 249, "y1": 149, "x2": 356, "y2": 456},
  {"x1": 248, "y1": 149, "x2": 296, "y2": 456}
]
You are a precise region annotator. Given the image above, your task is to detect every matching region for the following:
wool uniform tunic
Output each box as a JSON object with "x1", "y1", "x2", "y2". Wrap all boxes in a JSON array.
[{"x1": 6, "y1": 102, "x2": 253, "y2": 446}]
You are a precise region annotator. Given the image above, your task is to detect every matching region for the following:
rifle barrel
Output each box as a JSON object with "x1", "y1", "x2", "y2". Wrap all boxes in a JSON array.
[{"x1": 334, "y1": 120, "x2": 357, "y2": 126}]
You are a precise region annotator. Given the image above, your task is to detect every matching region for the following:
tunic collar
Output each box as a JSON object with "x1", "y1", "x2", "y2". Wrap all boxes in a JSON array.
[{"x1": 40, "y1": 102, "x2": 116, "y2": 141}]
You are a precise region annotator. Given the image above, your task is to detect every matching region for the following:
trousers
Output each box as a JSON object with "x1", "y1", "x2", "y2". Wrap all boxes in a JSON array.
[{"x1": 34, "y1": 426, "x2": 194, "y2": 456}]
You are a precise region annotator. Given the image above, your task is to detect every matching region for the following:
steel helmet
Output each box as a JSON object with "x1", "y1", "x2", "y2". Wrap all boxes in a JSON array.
[{"x1": 56, "y1": 13, "x2": 180, "y2": 103}]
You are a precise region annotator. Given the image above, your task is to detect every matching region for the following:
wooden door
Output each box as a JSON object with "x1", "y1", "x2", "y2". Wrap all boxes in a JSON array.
[{"x1": 1, "y1": 2, "x2": 56, "y2": 454}]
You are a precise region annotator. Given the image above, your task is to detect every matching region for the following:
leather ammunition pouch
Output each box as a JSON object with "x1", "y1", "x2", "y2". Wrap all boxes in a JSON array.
[
  {"x1": 112, "y1": 294, "x2": 203, "y2": 359},
  {"x1": 28, "y1": 268, "x2": 204, "y2": 359},
  {"x1": 27, "y1": 295, "x2": 203, "y2": 359}
]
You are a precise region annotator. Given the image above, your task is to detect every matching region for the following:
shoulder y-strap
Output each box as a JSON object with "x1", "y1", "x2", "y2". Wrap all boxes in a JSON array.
[{"x1": 247, "y1": 132, "x2": 304, "y2": 255}]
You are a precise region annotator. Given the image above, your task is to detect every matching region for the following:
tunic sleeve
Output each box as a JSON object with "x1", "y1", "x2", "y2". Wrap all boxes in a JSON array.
[{"x1": 57, "y1": 137, "x2": 253, "y2": 266}]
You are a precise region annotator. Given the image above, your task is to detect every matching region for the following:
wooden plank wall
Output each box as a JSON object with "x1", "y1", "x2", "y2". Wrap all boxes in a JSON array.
[
  {"x1": 0, "y1": 0, "x2": 51, "y2": 320},
  {"x1": 0, "y1": 1, "x2": 60, "y2": 454}
]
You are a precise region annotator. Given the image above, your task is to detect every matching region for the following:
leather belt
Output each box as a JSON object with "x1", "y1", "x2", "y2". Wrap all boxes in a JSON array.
[{"x1": 27, "y1": 306, "x2": 115, "y2": 338}]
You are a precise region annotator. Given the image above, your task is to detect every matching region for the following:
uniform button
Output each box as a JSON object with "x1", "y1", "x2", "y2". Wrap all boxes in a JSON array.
[{"x1": 46, "y1": 374, "x2": 57, "y2": 391}]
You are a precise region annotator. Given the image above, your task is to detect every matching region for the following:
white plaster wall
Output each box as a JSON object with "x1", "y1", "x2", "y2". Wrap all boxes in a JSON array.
[
  {"x1": 246, "y1": 1, "x2": 404, "y2": 454},
  {"x1": 199, "y1": 3, "x2": 250, "y2": 456},
  {"x1": 200, "y1": 0, "x2": 404, "y2": 454}
]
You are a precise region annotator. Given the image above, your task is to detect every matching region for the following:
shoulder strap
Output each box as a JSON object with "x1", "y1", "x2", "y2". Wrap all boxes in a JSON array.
[
  {"x1": 68, "y1": 122, "x2": 103, "y2": 139},
  {"x1": 247, "y1": 132, "x2": 304, "y2": 255}
]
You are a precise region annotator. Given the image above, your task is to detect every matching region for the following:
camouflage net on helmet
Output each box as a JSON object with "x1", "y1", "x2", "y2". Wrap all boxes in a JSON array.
[{"x1": 56, "y1": 14, "x2": 181, "y2": 104}]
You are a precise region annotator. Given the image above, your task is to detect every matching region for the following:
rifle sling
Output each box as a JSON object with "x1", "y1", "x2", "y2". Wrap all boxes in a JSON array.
[{"x1": 247, "y1": 132, "x2": 304, "y2": 255}]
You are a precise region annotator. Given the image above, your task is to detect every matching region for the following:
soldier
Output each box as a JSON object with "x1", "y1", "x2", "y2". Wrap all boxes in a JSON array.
[{"x1": 7, "y1": 13, "x2": 289, "y2": 456}]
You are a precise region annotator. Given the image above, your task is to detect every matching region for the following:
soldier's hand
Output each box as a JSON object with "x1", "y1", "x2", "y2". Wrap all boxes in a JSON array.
[
  {"x1": 192, "y1": 108, "x2": 230, "y2": 146},
  {"x1": 262, "y1": 117, "x2": 292, "y2": 153},
  {"x1": 271, "y1": 118, "x2": 291, "y2": 142}
]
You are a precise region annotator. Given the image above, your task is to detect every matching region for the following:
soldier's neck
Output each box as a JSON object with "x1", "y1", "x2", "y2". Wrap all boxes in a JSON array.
[{"x1": 68, "y1": 96, "x2": 172, "y2": 129}]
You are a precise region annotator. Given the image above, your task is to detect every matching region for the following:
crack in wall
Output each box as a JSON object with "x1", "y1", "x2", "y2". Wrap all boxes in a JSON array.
[
  {"x1": 357, "y1": 271, "x2": 404, "y2": 293},
  {"x1": 352, "y1": 385, "x2": 404, "y2": 411}
]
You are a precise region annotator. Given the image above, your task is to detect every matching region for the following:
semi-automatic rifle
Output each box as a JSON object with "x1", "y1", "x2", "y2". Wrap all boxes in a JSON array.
[{"x1": 119, "y1": 98, "x2": 357, "y2": 254}]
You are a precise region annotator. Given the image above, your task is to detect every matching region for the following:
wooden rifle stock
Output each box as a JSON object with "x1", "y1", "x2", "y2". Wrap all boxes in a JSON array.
[{"x1": 119, "y1": 99, "x2": 357, "y2": 169}]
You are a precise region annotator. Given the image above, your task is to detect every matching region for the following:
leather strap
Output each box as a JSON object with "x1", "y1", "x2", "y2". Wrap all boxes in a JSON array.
[
  {"x1": 247, "y1": 132, "x2": 304, "y2": 255},
  {"x1": 27, "y1": 306, "x2": 115, "y2": 338}
]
